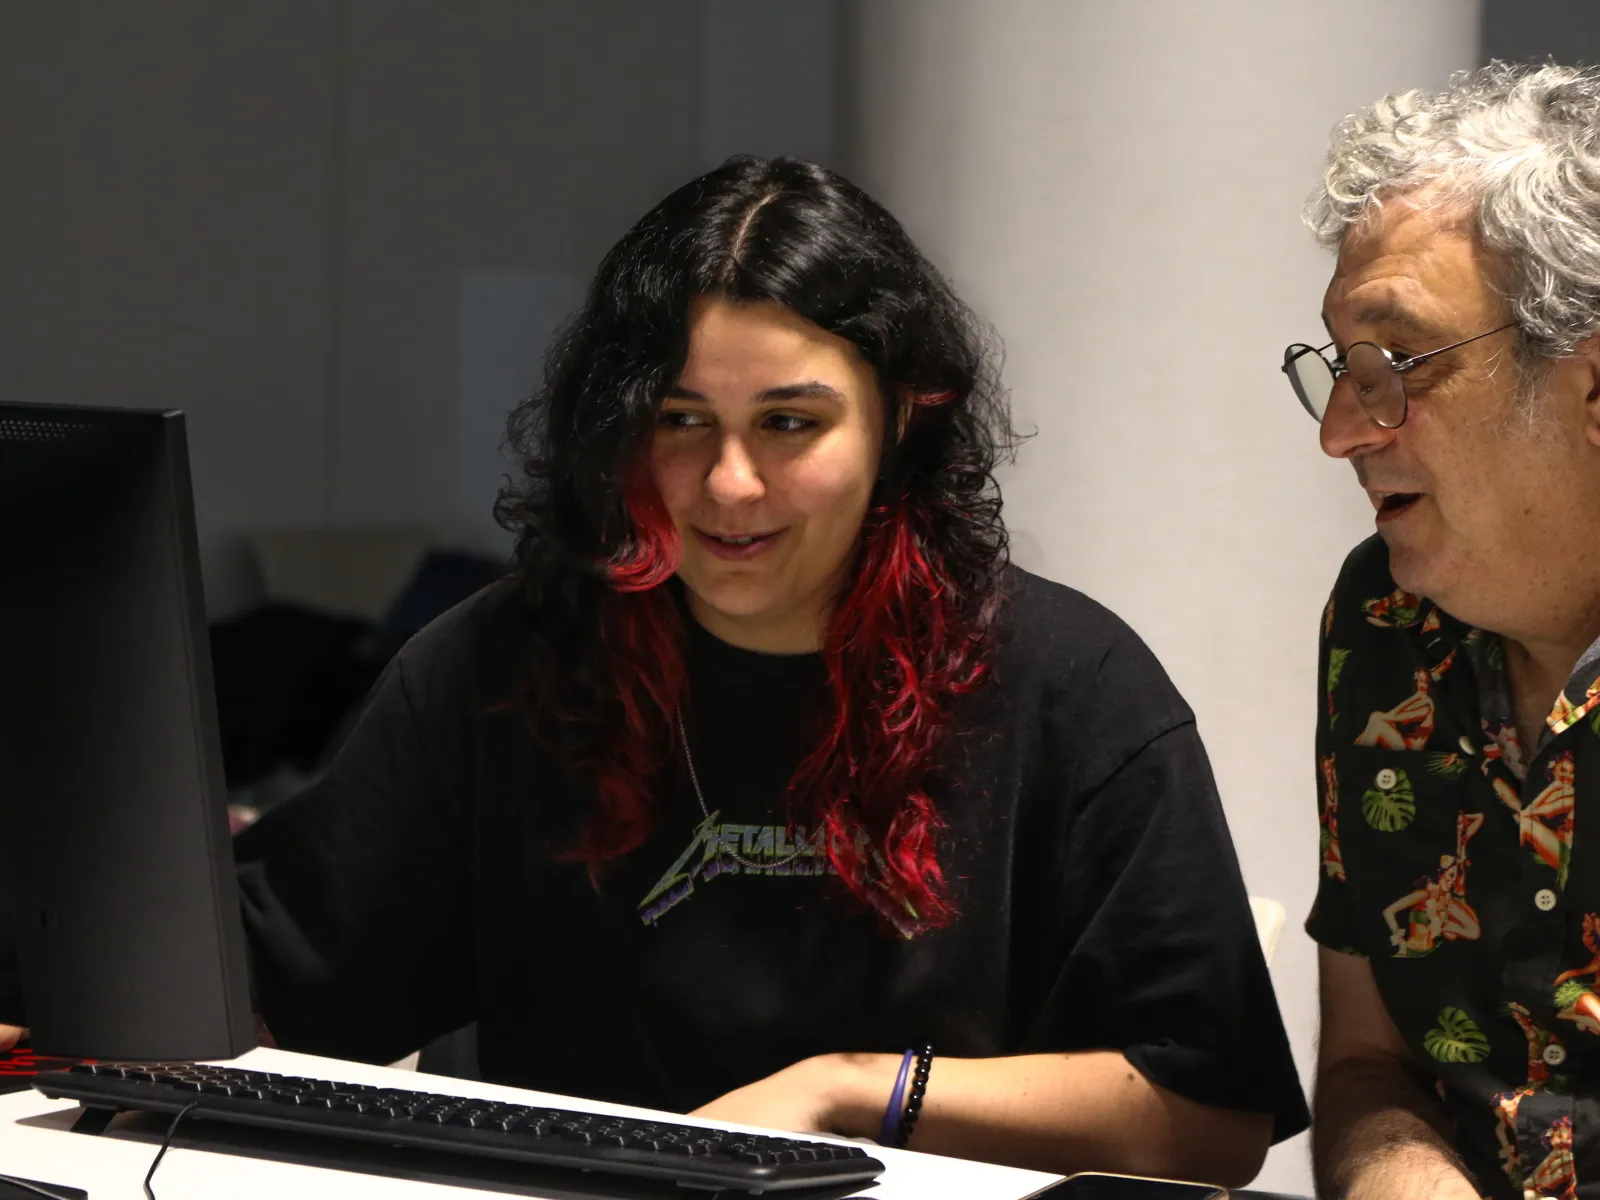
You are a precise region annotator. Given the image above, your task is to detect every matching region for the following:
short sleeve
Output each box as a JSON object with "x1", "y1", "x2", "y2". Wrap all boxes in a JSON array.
[
  {"x1": 233, "y1": 650, "x2": 476, "y2": 1064},
  {"x1": 1034, "y1": 721, "x2": 1310, "y2": 1143}
]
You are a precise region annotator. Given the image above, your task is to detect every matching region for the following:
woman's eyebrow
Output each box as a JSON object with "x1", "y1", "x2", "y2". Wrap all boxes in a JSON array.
[
  {"x1": 663, "y1": 382, "x2": 845, "y2": 403},
  {"x1": 759, "y1": 382, "x2": 844, "y2": 403}
]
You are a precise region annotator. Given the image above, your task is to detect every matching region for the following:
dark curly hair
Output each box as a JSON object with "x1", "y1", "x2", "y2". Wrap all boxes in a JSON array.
[{"x1": 495, "y1": 156, "x2": 1016, "y2": 934}]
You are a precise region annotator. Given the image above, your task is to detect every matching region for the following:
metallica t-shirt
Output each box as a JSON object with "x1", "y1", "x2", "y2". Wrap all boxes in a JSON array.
[{"x1": 229, "y1": 567, "x2": 1309, "y2": 1141}]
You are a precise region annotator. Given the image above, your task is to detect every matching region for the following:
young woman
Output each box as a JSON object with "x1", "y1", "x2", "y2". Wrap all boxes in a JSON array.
[{"x1": 225, "y1": 157, "x2": 1304, "y2": 1182}]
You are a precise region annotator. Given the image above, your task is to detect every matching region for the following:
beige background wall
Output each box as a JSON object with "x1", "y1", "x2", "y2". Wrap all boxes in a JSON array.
[{"x1": 842, "y1": 2, "x2": 1480, "y2": 1190}]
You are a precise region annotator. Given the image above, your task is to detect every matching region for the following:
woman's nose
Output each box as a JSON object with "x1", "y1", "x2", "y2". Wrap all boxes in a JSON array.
[{"x1": 705, "y1": 435, "x2": 764, "y2": 504}]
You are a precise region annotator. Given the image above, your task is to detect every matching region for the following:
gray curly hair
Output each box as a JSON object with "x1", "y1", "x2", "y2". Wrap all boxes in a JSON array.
[{"x1": 1307, "y1": 61, "x2": 1600, "y2": 363}]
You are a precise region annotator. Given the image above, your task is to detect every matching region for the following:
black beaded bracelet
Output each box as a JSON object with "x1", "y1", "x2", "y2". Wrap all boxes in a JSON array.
[{"x1": 895, "y1": 1044, "x2": 933, "y2": 1148}]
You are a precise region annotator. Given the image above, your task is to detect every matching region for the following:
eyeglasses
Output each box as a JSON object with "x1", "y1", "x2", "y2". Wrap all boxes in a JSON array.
[{"x1": 1282, "y1": 323, "x2": 1517, "y2": 429}]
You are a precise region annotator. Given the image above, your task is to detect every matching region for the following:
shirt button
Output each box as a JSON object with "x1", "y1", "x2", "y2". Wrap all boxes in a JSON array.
[
  {"x1": 1376, "y1": 768, "x2": 1398, "y2": 790},
  {"x1": 1535, "y1": 888, "x2": 1559, "y2": 912},
  {"x1": 1543, "y1": 1042, "x2": 1568, "y2": 1067}
]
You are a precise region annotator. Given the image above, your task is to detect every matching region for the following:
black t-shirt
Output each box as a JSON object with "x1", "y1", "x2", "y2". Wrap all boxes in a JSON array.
[{"x1": 231, "y1": 566, "x2": 1308, "y2": 1140}]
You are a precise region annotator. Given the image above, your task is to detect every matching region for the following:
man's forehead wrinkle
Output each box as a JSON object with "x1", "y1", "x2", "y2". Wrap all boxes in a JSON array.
[
  {"x1": 1325, "y1": 268, "x2": 1438, "y2": 339},
  {"x1": 1329, "y1": 216, "x2": 1495, "y2": 339}
]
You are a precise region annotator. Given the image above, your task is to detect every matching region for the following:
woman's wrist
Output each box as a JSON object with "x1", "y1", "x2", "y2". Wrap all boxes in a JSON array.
[{"x1": 806, "y1": 1052, "x2": 906, "y2": 1140}]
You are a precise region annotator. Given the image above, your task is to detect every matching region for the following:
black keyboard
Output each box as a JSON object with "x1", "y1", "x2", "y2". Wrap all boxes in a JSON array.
[{"x1": 32, "y1": 1062, "x2": 885, "y2": 1193}]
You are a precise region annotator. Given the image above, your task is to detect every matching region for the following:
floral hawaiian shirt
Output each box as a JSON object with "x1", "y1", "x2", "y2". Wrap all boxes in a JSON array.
[{"x1": 1308, "y1": 536, "x2": 1600, "y2": 1200}]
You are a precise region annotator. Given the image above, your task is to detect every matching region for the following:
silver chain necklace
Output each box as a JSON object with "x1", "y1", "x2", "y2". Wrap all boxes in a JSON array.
[{"x1": 675, "y1": 709, "x2": 808, "y2": 871}]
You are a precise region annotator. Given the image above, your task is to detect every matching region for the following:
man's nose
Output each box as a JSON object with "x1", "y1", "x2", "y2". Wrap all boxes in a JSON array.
[
  {"x1": 1319, "y1": 377, "x2": 1400, "y2": 460},
  {"x1": 705, "y1": 435, "x2": 764, "y2": 504}
]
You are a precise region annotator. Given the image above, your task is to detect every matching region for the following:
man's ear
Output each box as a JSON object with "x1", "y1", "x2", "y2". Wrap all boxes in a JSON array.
[{"x1": 1578, "y1": 334, "x2": 1600, "y2": 449}]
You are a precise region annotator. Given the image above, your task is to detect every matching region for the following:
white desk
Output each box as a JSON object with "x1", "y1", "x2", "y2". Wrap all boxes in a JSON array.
[{"x1": 0, "y1": 1048, "x2": 1061, "y2": 1199}]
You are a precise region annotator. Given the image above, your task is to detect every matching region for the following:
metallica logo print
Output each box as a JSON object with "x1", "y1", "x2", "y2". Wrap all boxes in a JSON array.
[{"x1": 638, "y1": 811, "x2": 833, "y2": 926}]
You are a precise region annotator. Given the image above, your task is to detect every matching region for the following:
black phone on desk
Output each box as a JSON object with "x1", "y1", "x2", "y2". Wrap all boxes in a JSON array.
[
  {"x1": 0, "y1": 1177, "x2": 89, "y2": 1200},
  {"x1": 1025, "y1": 1173, "x2": 1226, "y2": 1200}
]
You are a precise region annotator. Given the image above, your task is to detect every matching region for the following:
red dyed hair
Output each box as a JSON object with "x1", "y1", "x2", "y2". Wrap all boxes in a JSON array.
[
  {"x1": 796, "y1": 493, "x2": 989, "y2": 934},
  {"x1": 570, "y1": 473, "x2": 687, "y2": 872}
]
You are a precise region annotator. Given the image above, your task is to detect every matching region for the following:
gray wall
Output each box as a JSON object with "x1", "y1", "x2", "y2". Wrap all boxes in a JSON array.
[
  {"x1": 3, "y1": 1, "x2": 836, "y2": 615},
  {"x1": 329, "y1": 1, "x2": 703, "y2": 541},
  {"x1": 5, "y1": 3, "x2": 344, "y2": 611},
  {"x1": 1484, "y1": 0, "x2": 1600, "y2": 66}
]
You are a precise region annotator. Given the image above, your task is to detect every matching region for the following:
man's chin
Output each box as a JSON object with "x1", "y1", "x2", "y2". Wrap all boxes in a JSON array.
[
  {"x1": 1379, "y1": 536, "x2": 1434, "y2": 600},
  {"x1": 1382, "y1": 539, "x2": 1471, "y2": 616}
]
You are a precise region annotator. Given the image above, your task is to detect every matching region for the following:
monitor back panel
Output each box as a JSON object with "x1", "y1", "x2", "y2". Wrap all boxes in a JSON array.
[{"x1": 0, "y1": 403, "x2": 253, "y2": 1060}]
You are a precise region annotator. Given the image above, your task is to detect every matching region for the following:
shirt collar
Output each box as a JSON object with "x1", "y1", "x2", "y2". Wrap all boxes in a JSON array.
[
  {"x1": 1401, "y1": 588, "x2": 1600, "y2": 742},
  {"x1": 1547, "y1": 627, "x2": 1600, "y2": 737}
]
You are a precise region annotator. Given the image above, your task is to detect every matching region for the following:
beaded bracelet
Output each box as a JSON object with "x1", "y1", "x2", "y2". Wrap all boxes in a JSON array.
[
  {"x1": 895, "y1": 1044, "x2": 934, "y2": 1148},
  {"x1": 877, "y1": 1048, "x2": 916, "y2": 1147}
]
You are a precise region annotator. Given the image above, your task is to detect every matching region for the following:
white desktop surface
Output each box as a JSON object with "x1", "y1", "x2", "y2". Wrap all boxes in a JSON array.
[{"x1": 0, "y1": 1047, "x2": 1062, "y2": 1199}]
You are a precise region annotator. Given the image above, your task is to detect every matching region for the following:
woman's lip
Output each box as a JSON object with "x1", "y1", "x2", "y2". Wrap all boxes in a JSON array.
[{"x1": 693, "y1": 528, "x2": 784, "y2": 560}]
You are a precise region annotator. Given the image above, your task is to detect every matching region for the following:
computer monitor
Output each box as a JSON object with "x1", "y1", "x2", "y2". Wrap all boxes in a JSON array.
[{"x1": 0, "y1": 402, "x2": 254, "y2": 1060}]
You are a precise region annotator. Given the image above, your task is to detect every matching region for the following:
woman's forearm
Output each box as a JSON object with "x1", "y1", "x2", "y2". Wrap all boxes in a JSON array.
[{"x1": 813, "y1": 1050, "x2": 1271, "y2": 1186}]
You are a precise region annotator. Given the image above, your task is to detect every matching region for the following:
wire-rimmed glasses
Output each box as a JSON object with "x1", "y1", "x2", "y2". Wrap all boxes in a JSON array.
[{"x1": 1282, "y1": 323, "x2": 1517, "y2": 429}]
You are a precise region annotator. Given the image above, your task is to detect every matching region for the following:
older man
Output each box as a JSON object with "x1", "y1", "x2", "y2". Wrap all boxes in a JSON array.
[{"x1": 1291, "y1": 63, "x2": 1600, "y2": 1199}]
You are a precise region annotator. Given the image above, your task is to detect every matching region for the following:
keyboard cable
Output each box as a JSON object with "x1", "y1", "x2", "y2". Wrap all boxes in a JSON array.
[{"x1": 142, "y1": 1101, "x2": 200, "y2": 1200}]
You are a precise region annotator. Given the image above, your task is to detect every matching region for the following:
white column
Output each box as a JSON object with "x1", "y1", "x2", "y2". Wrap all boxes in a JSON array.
[{"x1": 843, "y1": 3, "x2": 1479, "y2": 1191}]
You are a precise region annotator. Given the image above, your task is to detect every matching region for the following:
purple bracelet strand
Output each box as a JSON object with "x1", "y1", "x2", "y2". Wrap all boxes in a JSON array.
[
  {"x1": 896, "y1": 1044, "x2": 934, "y2": 1148},
  {"x1": 877, "y1": 1049, "x2": 916, "y2": 1147}
]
